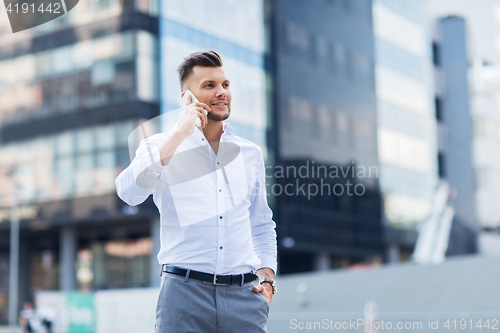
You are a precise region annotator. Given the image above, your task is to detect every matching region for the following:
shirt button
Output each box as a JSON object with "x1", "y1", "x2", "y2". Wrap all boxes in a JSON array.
[
  {"x1": 219, "y1": 189, "x2": 222, "y2": 192},
  {"x1": 217, "y1": 162, "x2": 219, "y2": 165},
  {"x1": 220, "y1": 246, "x2": 223, "y2": 250},
  {"x1": 219, "y1": 216, "x2": 223, "y2": 219},
  {"x1": 202, "y1": 138, "x2": 205, "y2": 141}
]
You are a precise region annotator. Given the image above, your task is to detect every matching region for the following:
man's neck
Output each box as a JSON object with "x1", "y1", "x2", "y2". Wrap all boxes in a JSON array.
[
  {"x1": 202, "y1": 120, "x2": 224, "y2": 143},
  {"x1": 202, "y1": 121, "x2": 224, "y2": 155}
]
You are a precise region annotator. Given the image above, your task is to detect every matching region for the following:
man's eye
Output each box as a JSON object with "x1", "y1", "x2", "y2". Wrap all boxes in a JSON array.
[{"x1": 205, "y1": 84, "x2": 213, "y2": 87}]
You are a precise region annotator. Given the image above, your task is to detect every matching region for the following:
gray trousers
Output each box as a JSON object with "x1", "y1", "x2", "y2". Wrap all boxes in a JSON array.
[{"x1": 155, "y1": 271, "x2": 270, "y2": 333}]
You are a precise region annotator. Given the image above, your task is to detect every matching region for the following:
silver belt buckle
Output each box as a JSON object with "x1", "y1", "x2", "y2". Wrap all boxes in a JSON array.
[{"x1": 213, "y1": 274, "x2": 227, "y2": 285}]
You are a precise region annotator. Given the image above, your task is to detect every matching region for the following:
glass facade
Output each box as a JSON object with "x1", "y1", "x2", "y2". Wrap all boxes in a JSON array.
[
  {"x1": 0, "y1": 30, "x2": 159, "y2": 124},
  {"x1": 271, "y1": 0, "x2": 383, "y2": 272},
  {"x1": 0, "y1": 0, "x2": 162, "y2": 322},
  {"x1": 0, "y1": 120, "x2": 141, "y2": 206},
  {"x1": 277, "y1": 0, "x2": 377, "y2": 169},
  {"x1": 78, "y1": 237, "x2": 152, "y2": 290},
  {"x1": 0, "y1": 0, "x2": 158, "y2": 42},
  {"x1": 472, "y1": 68, "x2": 500, "y2": 228},
  {"x1": 373, "y1": 0, "x2": 438, "y2": 227}
]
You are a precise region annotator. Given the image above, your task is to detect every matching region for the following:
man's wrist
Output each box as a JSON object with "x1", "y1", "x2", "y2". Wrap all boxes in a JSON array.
[
  {"x1": 259, "y1": 278, "x2": 277, "y2": 294},
  {"x1": 256, "y1": 267, "x2": 275, "y2": 280}
]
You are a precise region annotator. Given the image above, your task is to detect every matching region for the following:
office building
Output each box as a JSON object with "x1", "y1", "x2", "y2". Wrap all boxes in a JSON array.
[
  {"x1": 428, "y1": 0, "x2": 500, "y2": 253},
  {"x1": 0, "y1": 0, "x2": 160, "y2": 321},
  {"x1": 268, "y1": 0, "x2": 383, "y2": 273},
  {"x1": 433, "y1": 16, "x2": 478, "y2": 254},
  {"x1": 372, "y1": 0, "x2": 439, "y2": 262}
]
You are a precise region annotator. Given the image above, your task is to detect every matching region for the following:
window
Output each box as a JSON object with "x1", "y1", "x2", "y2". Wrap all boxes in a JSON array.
[
  {"x1": 432, "y1": 41, "x2": 440, "y2": 66},
  {"x1": 312, "y1": 34, "x2": 329, "y2": 64},
  {"x1": 373, "y1": 3, "x2": 426, "y2": 57},
  {"x1": 335, "y1": 112, "x2": 351, "y2": 146},
  {"x1": 76, "y1": 129, "x2": 95, "y2": 154},
  {"x1": 286, "y1": 23, "x2": 309, "y2": 49},
  {"x1": 378, "y1": 127, "x2": 431, "y2": 172},
  {"x1": 55, "y1": 132, "x2": 74, "y2": 157},
  {"x1": 91, "y1": 60, "x2": 116, "y2": 86},
  {"x1": 89, "y1": 238, "x2": 152, "y2": 289},
  {"x1": 95, "y1": 125, "x2": 116, "y2": 151},
  {"x1": 52, "y1": 46, "x2": 72, "y2": 75},
  {"x1": 438, "y1": 152, "x2": 445, "y2": 178},
  {"x1": 435, "y1": 96, "x2": 443, "y2": 121},
  {"x1": 288, "y1": 96, "x2": 314, "y2": 137},
  {"x1": 352, "y1": 51, "x2": 371, "y2": 78},
  {"x1": 334, "y1": 42, "x2": 347, "y2": 66},
  {"x1": 56, "y1": 156, "x2": 74, "y2": 196},
  {"x1": 384, "y1": 193, "x2": 431, "y2": 225},
  {"x1": 354, "y1": 118, "x2": 374, "y2": 150},
  {"x1": 474, "y1": 118, "x2": 499, "y2": 140},
  {"x1": 116, "y1": 121, "x2": 134, "y2": 148},
  {"x1": 477, "y1": 169, "x2": 500, "y2": 192},
  {"x1": 376, "y1": 66, "x2": 429, "y2": 114},
  {"x1": 317, "y1": 105, "x2": 332, "y2": 140}
]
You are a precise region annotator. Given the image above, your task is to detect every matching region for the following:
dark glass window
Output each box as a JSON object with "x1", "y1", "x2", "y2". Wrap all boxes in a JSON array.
[
  {"x1": 432, "y1": 41, "x2": 440, "y2": 66},
  {"x1": 438, "y1": 152, "x2": 446, "y2": 178},
  {"x1": 435, "y1": 96, "x2": 443, "y2": 121},
  {"x1": 89, "y1": 237, "x2": 152, "y2": 289}
]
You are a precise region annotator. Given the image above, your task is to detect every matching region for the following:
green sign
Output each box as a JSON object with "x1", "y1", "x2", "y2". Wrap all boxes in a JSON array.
[{"x1": 67, "y1": 292, "x2": 94, "y2": 333}]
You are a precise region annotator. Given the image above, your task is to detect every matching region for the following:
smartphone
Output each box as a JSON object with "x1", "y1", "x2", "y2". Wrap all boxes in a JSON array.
[{"x1": 182, "y1": 90, "x2": 203, "y2": 127}]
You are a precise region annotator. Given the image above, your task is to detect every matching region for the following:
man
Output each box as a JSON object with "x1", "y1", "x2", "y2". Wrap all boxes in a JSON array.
[
  {"x1": 19, "y1": 302, "x2": 39, "y2": 333},
  {"x1": 115, "y1": 50, "x2": 277, "y2": 333}
]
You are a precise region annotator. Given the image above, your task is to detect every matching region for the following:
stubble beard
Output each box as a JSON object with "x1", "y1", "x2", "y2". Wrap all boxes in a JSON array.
[{"x1": 207, "y1": 107, "x2": 231, "y2": 122}]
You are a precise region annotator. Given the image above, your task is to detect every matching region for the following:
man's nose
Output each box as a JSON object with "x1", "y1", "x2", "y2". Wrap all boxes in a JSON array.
[{"x1": 215, "y1": 85, "x2": 227, "y2": 97}]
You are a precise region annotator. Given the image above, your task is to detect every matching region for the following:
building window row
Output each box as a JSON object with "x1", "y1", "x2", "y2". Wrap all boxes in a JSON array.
[
  {"x1": 474, "y1": 117, "x2": 500, "y2": 141},
  {"x1": 0, "y1": 0, "x2": 156, "y2": 42},
  {"x1": 379, "y1": 162, "x2": 436, "y2": 199},
  {"x1": 372, "y1": 0, "x2": 426, "y2": 27},
  {"x1": 0, "y1": 120, "x2": 138, "y2": 206},
  {"x1": 477, "y1": 169, "x2": 500, "y2": 194},
  {"x1": 0, "y1": 32, "x2": 135, "y2": 86},
  {"x1": 286, "y1": 95, "x2": 375, "y2": 150},
  {"x1": 374, "y1": 37, "x2": 428, "y2": 83},
  {"x1": 162, "y1": 0, "x2": 265, "y2": 54},
  {"x1": 0, "y1": 31, "x2": 159, "y2": 123},
  {"x1": 283, "y1": 22, "x2": 373, "y2": 82},
  {"x1": 373, "y1": 3, "x2": 427, "y2": 58},
  {"x1": 377, "y1": 100, "x2": 434, "y2": 142}
]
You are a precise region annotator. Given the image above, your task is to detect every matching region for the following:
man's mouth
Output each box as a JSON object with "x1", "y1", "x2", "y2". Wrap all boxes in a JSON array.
[{"x1": 212, "y1": 101, "x2": 227, "y2": 108}]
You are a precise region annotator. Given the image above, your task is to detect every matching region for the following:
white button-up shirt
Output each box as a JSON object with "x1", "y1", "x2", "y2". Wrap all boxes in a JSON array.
[{"x1": 115, "y1": 122, "x2": 277, "y2": 275}]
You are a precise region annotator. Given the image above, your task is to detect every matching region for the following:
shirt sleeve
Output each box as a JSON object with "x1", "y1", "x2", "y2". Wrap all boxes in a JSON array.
[
  {"x1": 115, "y1": 136, "x2": 166, "y2": 206},
  {"x1": 249, "y1": 148, "x2": 278, "y2": 274}
]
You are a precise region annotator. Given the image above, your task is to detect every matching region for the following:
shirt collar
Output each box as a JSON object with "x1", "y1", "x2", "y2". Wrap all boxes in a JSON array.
[
  {"x1": 191, "y1": 121, "x2": 236, "y2": 139},
  {"x1": 222, "y1": 122, "x2": 236, "y2": 136}
]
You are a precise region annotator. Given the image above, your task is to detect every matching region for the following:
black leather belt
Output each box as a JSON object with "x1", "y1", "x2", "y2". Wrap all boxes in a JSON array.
[{"x1": 162, "y1": 265, "x2": 258, "y2": 285}]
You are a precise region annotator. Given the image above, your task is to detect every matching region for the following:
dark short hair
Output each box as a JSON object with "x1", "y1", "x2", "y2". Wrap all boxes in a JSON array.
[{"x1": 177, "y1": 50, "x2": 223, "y2": 91}]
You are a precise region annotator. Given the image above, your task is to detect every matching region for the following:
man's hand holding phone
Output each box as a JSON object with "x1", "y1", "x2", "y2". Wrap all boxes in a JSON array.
[
  {"x1": 176, "y1": 91, "x2": 211, "y2": 139},
  {"x1": 158, "y1": 91, "x2": 210, "y2": 167}
]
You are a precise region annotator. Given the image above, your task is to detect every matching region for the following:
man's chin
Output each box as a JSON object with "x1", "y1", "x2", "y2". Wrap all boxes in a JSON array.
[{"x1": 208, "y1": 110, "x2": 230, "y2": 122}]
